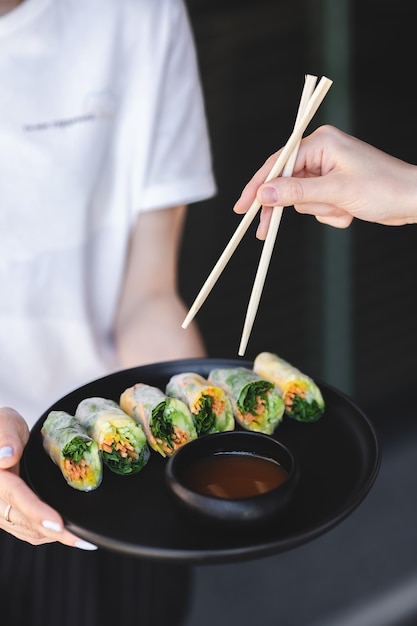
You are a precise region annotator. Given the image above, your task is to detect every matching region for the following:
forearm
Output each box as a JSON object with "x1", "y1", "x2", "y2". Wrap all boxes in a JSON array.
[
  {"x1": 114, "y1": 206, "x2": 207, "y2": 367},
  {"x1": 115, "y1": 292, "x2": 206, "y2": 368}
]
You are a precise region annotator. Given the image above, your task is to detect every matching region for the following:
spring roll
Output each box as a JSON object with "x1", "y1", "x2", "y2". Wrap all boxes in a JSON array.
[
  {"x1": 75, "y1": 397, "x2": 150, "y2": 475},
  {"x1": 120, "y1": 383, "x2": 197, "y2": 457},
  {"x1": 208, "y1": 367, "x2": 284, "y2": 435},
  {"x1": 254, "y1": 352, "x2": 325, "y2": 422},
  {"x1": 41, "y1": 410, "x2": 102, "y2": 491},
  {"x1": 166, "y1": 372, "x2": 235, "y2": 435}
]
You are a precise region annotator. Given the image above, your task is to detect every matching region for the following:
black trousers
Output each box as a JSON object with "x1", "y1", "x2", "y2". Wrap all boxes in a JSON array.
[{"x1": 0, "y1": 532, "x2": 192, "y2": 626}]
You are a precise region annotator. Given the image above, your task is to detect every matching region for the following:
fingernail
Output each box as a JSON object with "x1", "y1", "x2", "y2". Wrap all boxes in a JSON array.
[
  {"x1": 0, "y1": 446, "x2": 13, "y2": 460},
  {"x1": 259, "y1": 186, "x2": 278, "y2": 204},
  {"x1": 75, "y1": 539, "x2": 98, "y2": 551},
  {"x1": 42, "y1": 520, "x2": 63, "y2": 533}
]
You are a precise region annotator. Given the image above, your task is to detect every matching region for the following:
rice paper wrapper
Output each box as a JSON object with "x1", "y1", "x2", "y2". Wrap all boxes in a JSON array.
[
  {"x1": 119, "y1": 383, "x2": 197, "y2": 457},
  {"x1": 75, "y1": 397, "x2": 150, "y2": 475},
  {"x1": 254, "y1": 352, "x2": 325, "y2": 422},
  {"x1": 208, "y1": 367, "x2": 284, "y2": 435},
  {"x1": 165, "y1": 372, "x2": 235, "y2": 435},
  {"x1": 41, "y1": 410, "x2": 102, "y2": 491}
]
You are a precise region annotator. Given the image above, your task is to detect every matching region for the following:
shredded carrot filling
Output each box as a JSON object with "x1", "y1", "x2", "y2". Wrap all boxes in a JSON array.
[
  {"x1": 100, "y1": 433, "x2": 139, "y2": 460},
  {"x1": 191, "y1": 391, "x2": 225, "y2": 416},
  {"x1": 63, "y1": 458, "x2": 94, "y2": 482},
  {"x1": 155, "y1": 428, "x2": 189, "y2": 454},
  {"x1": 285, "y1": 383, "x2": 306, "y2": 412},
  {"x1": 210, "y1": 393, "x2": 225, "y2": 416}
]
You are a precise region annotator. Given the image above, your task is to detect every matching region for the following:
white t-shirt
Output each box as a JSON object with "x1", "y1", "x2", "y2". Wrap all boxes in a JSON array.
[{"x1": 0, "y1": 0, "x2": 216, "y2": 427}]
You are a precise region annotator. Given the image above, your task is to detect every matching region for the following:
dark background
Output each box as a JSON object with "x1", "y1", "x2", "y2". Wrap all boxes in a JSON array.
[
  {"x1": 179, "y1": 1, "x2": 417, "y2": 625},
  {"x1": 180, "y1": 0, "x2": 417, "y2": 418}
]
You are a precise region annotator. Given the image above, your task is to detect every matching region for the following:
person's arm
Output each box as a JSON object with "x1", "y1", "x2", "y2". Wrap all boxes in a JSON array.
[
  {"x1": 115, "y1": 204, "x2": 206, "y2": 367},
  {"x1": 234, "y1": 125, "x2": 417, "y2": 237},
  {"x1": 0, "y1": 408, "x2": 96, "y2": 548},
  {"x1": 0, "y1": 206, "x2": 203, "y2": 548}
]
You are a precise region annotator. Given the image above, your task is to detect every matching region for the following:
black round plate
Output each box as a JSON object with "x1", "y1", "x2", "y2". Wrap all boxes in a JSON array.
[{"x1": 22, "y1": 358, "x2": 381, "y2": 564}]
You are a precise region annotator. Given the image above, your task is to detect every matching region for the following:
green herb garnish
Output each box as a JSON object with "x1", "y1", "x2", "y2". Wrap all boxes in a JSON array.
[
  {"x1": 195, "y1": 395, "x2": 216, "y2": 435},
  {"x1": 238, "y1": 381, "x2": 273, "y2": 414},
  {"x1": 151, "y1": 402, "x2": 175, "y2": 450},
  {"x1": 62, "y1": 437, "x2": 92, "y2": 463},
  {"x1": 288, "y1": 395, "x2": 324, "y2": 422}
]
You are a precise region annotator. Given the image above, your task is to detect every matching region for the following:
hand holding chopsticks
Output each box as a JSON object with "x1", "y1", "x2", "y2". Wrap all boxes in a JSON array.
[{"x1": 182, "y1": 74, "x2": 333, "y2": 355}]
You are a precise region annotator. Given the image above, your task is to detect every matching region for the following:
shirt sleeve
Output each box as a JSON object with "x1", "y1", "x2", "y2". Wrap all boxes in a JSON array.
[{"x1": 135, "y1": 0, "x2": 216, "y2": 212}]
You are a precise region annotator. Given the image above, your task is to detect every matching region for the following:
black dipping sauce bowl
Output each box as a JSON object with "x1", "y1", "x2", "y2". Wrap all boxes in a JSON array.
[{"x1": 165, "y1": 431, "x2": 299, "y2": 527}]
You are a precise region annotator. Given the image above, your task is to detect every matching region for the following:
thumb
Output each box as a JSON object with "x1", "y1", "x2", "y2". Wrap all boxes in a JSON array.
[
  {"x1": 0, "y1": 407, "x2": 30, "y2": 468},
  {"x1": 257, "y1": 175, "x2": 337, "y2": 208}
]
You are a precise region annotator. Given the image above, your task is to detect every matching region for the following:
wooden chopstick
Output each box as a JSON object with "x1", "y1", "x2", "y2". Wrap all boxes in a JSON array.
[
  {"x1": 238, "y1": 74, "x2": 318, "y2": 355},
  {"x1": 182, "y1": 75, "x2": 333, "y2": 351}
]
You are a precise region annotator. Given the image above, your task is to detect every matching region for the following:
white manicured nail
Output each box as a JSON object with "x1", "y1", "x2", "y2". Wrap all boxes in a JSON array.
[
  {"x1": 0, "y1": 446, "x2": 13, "y2": 460},
  {"x1": 42, "y1": 520, "x2": 63, "y2": 532},
  {"x1": 75, "y1": 539, "x2": 98, "y2": 551}
]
